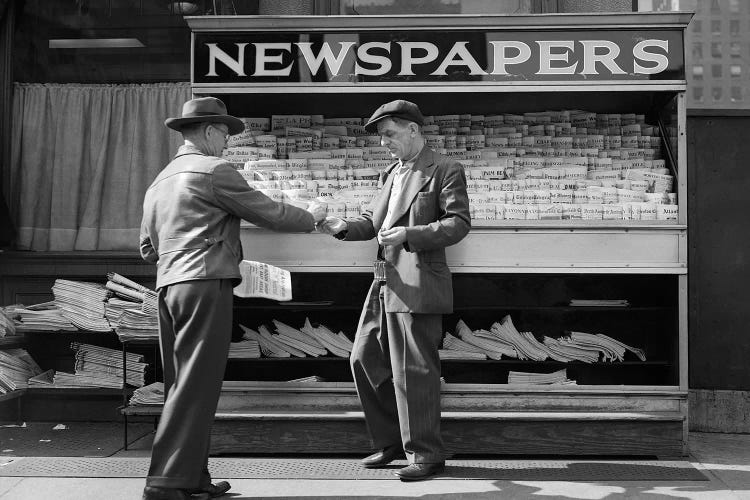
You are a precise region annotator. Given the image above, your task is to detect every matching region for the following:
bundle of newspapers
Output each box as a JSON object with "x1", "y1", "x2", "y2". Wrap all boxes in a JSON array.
[
  {"x1": 239, "y1": 317, "x2": 353, "y2": 358},
  {"x1": 41, "y1": 342, "x2": 148, "y2": 389},
  {"x1": 0, "y1": 348, "x2": 42, "y2": 393},
  {"x1": 52, "y1": 280, "x2": 112, "y2": 332},
  {"x1": 4, "y1": 302, "x2": 76, "y2": 332},
  {"x1": 0, "y1": 308, "x2": 16, "y2": 337},
  {"x1": 450, "y1": 316, "x2": 646, "y2": 363},
  {"x1": 105, "y1": 273, "x2": 158, "y2": 341},
  {"x1": 508, "y1": 368, "x2": 576, "y2": 385},
  {"x1": 129, "y1": 381, "x2": 164, "y2": 406},
  {"x1": 228, "y1": 339, "x2": 261, "y2": 359}
]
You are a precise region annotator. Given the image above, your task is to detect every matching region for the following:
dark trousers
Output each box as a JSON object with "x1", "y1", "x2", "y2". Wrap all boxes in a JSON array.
[
  {"x1": 146, "y1": 279, "x2": 233, "y2": 489},
  {"x1": 350, "y1": 281, "x2": 445, "y2": 464}
]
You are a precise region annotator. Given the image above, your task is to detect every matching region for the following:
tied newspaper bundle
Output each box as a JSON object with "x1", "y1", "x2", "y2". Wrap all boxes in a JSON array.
[
  {"x1": 234, "y1": 260, "x2": 292, "y2": 301},
  {"x1": 105, "y1": 273, "x2": 158, "y2": 341}
]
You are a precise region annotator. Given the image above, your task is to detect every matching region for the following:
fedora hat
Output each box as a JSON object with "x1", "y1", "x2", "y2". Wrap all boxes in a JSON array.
[{"x1": 165, "y1": 97, "x2": 245, "y2": 135}]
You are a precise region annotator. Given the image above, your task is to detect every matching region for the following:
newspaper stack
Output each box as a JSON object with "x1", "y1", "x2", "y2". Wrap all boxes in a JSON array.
[
  {"x1": 508, "y1": 368, "x2": 576, "y2": 385},
  {"x1": 570, "y1": 299, "x2": 630, "y2": 307},
  {"x1": 71, "y1": 342, "x2": 147, "y2": 387},
  {"x1": 27, "y1": 368, "x2": 54, "y2": 387},
  {"x1": 0, "y1": 308, "x2": 16, "y2": 337},
  {"x1": 288, "y1": 375, "x2": 325, "y2": 382},
  {"x1": 6, "y1": 302, "x2": 77, "y2": 332},
  {"x1": 115, "y1": 309, "x2": 159, "y2": 342},
  {"x1": 269, "y1": 320, "x2": 327, "y2": 357},
  {"x1": 454, "y1": 319, "x2": 517, "y2": 360},
  {"x1": 439, "y1": 332, "x2": 488, "y2": 359},
  {"x1": 106, "y1": 273, "x2": 158, "y2": 316},
  {"x1": 299, "y1": 318, "x2": 353, "y2": 358},
  {"x1": 52, "y1": 280, "x2": 112, "y2": 332},
  {"x1": 240, "y1": 325, "x2": 290, "y2": 357},
  {"x1": 542, "y1": 336, "x2": 603, "y2": 363},
  {"x1": 488, "y1": 316, "x2": 549, "y2": 361},
  {"x1": 569, "y1": 331, "x2": 646, "y2": 361},
  {"x1": 0, "y1": 348, "x2": 42, "y2": 393},
  {"x1": 129, "y1": 382, "x2": 164, "y2": 406},
  {"x1": 105, "y1": 297, "x2": 141, "y2": 328},
  {"x1": 228, "y1": 340, "x2": 261, "y2": 359}
]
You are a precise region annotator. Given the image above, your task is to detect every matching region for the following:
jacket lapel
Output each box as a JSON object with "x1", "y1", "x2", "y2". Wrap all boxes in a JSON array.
[{"x1": 382, "y1": 148, "x2": 437, "y2": 230}]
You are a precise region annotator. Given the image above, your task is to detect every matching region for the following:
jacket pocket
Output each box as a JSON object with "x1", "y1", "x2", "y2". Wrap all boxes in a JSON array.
[{"x1": 157, "y1": 236, "x2": 224, "y2": 255}]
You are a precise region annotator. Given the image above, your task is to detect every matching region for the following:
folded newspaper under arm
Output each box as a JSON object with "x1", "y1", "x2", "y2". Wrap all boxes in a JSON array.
[{"x1": 234, "y1": 260, "x2": 293, "y2": 301}]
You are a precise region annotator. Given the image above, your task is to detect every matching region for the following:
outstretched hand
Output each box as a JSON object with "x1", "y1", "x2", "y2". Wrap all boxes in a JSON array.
[
  {"x1": 307, "y1": 202, "x2": 327, "y2": 223},
  {"x1": 318, "y1": 216, "x2": 347, "y2": 236}
]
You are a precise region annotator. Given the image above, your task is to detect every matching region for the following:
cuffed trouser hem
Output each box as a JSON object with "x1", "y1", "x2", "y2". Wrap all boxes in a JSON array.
[
  {"x1": 145, "y1": 475, "x2": 197, "y2": 489},
  {"x1": 408, "y1": 453, "x2": 446, "y2": 464}
]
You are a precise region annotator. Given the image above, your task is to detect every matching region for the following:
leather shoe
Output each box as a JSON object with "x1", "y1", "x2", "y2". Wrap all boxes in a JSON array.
[
  {"x1": 142, "y1": 486, "x2": 210, "y2": 500},
  {"x1": 395, "y1": 462, "x2": 445, "y2": 481},
  {"x1": 189, "y1": 481, "x2": 231, "y2": 497},
  {"x1": 361, "y1": 444, "x2": 405, "y2": 468}
]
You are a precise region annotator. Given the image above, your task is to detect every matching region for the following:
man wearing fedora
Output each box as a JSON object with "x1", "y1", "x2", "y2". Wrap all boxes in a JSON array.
[
  {"x1": 140, "y1": 97, "x2": 326, "y2": 500},
  {"x1": 320, "y1": 100, "x2": 471, "y2": 481}
]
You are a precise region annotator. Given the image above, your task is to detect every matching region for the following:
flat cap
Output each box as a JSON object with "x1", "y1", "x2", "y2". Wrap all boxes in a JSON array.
[{"x1": 364, "y1": 99, "x2": 425, "y2": 133}]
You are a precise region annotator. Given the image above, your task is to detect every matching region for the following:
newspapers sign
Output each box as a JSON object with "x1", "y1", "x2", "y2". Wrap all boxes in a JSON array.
[{"x1": 193, "y1": 29, "x2": 684, "y2": 84}]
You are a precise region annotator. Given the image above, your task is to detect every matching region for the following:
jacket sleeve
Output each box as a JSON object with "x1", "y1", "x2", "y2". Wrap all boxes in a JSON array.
[
  {"x1": 211, "y1": 163, "x2": 315, "y2": 233},
  {"x1": 403, "y1": 161, "x2": 471, "y2": 252},
  {"x1": 139, "y1": 212, "x2": 158, "y2": 264}
]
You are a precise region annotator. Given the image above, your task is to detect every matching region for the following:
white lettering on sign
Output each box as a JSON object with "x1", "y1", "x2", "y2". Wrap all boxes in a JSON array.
[
  {"x1": 579, "y1": 40, "x2": 626, "y2": 75},
  {"x1": 397, "y1": 42, "x2": 440, "y2": 75},
  {"x1": 355, "y1": 42, "x2": 392, "y2": 75},
  {"x1": 432, "y1": 41, "x2": 485, "y2": 76},
  {"x1": 489, "y1": 41, "x2": 532, "y2": 75},
  {"x1": 633, "y1": 39, "x2": 669, "y2": 74},
  {"x1": 296, "y1": 41, "x2": 357, "y2": 76},
  {"x1": 206, "y1": 43, "x2": 248, "y2": 76},
  {"x1": 203, "y1": 39, "x2": 672, "y2": 78},
  {"x1": 536, "y1": 40, "x2": 577, "y2": 75},
  {"x1": 254, "y1": 43, "x2": 292, "y2": 76}
]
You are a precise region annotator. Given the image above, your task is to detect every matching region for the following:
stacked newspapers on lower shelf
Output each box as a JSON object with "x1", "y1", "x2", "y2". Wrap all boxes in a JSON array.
[
  {"x1": 31, "y1": 343, "x2": 148, "y2": 389},
  {"x1": 508, "y1": 368, "x2": 576, "y2": 385},
  {"x1": 0, "y1": 348, "x2": 43, "y2": 393},
  {"x1": 129, "y1": 382, "x2": 164, "y2": 406},
  {"x1": 443, "y1": 316, "x2": 646, "y2": 364},
  {"x1": 239, "y1": 317, "x2": 353, "y2": 358}
]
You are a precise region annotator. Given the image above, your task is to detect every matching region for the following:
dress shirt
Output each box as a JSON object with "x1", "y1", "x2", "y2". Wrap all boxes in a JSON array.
[{"x1": 383, "y1": 145, "x2": 425, "y2": 229}]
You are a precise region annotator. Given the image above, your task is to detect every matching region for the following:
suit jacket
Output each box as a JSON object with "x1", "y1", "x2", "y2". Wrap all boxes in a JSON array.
[
  {"x1": 140, "y1": 145, "x2": 315, "y2": 289},
  {"x1": 343, "y1": 147, "x2": 471, "y2": 313}
]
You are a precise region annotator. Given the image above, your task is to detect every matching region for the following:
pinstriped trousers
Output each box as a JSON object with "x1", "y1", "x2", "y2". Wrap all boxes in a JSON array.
[
  {"x1": 350, "y1": 281, "x2": 445, "y2": 464},
  {"x1": 146, "y1": 279, "x2": 233, "y2": 489}
]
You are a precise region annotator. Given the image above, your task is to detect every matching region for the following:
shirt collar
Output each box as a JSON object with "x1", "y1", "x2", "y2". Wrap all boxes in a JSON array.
[{"x1": 174, "y1": 144, "x2": 207, "y2": 158}]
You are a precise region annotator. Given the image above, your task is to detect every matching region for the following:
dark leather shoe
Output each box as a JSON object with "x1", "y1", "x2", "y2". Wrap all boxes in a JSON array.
[
  {"x1": 395, "y1": 462, "x2": 445, "y2": 481},
  {"x1": 361, "y1": 444, "x2": 405, "y2": 468},
  {"x1": 142, "y1": 486, "x2": 209, "y2": 500},
  {"x1": 189, "y1": 481, "x2": 231, "y2": 498}
]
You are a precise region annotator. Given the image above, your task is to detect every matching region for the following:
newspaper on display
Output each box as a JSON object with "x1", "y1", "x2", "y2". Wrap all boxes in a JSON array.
[{"x1": 234, "y1": 260, "x2": 292, "y2": 301}]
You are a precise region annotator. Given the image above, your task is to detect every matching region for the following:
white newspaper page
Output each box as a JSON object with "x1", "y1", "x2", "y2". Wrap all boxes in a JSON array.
[{"x1": 234, "y1": 260, "x2": 292, "y2": 301}]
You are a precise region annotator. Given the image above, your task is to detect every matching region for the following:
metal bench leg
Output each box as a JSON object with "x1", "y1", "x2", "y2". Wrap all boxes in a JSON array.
[{"x1": 124, "y1": 413, "x2": 129, "y2": 451}]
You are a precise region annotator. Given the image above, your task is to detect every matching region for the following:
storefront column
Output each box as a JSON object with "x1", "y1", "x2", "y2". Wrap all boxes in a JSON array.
[
  {"x1": 559, "y1": 0, "x2": 633, "y2": 12},
  {"x1": 259, "y1": 0, "x2": 314, "y2": 15}
]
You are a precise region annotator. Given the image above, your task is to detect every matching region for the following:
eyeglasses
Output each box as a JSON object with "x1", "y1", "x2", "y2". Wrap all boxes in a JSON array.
[{"x1": 211, "y1": 124, "x2": 229, "y2": 140}]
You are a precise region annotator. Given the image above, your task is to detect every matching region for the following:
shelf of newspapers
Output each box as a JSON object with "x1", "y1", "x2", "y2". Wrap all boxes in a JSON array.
[{"x1": 166, "y1": 12, "x2": 693, "y2": 455}]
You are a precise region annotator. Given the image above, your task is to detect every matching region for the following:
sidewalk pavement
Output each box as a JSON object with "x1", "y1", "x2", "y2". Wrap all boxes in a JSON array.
[{"x1": 0, "y1": 431, "x2": 749, "y2": 499}]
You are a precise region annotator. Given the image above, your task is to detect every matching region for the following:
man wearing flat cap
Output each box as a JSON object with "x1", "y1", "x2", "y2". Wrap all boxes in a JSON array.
[
  {"x1": 321, "y1": 99, "x2": 471, "y2": 481},
  {"x1": 140, "y1": 97, "x2": 326, "y2": 500}
]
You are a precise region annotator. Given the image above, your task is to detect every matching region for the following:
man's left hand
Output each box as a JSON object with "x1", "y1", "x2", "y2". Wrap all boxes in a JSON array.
[{"x1": 378, "y1": 226, "x2": 407, "y2": 246}]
